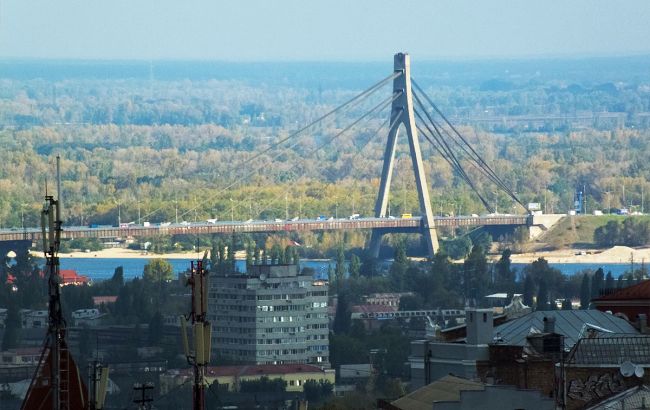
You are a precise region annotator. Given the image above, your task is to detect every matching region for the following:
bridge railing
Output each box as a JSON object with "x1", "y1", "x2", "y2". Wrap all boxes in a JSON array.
[{"x1": 0, "y1": 215, "x2": 532, "y2": 242}]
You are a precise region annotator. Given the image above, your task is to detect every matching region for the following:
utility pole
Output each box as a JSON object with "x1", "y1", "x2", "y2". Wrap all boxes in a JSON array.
[
  {"x1": 642, "y1": 183, "x2": 645, "y2": 214},
  {"x1": 138, "y1": 201, "x2": 141, "y2": 225},
  {"x1": 583, "y1": 184, "x2": 587, "y2": 215},
  {"x1": 88, "y1": 361, "x2": 109, "y2": 410},
  {"x1": 230, "y1": 198, "x2": 234, "y2": 221},
  {"x1": 285, "y1": 194, "x2": 289, "y2": 220}
]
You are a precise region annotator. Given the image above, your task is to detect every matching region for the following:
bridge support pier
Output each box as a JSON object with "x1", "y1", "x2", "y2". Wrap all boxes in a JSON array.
[{"x1": 369, "y1": 53, "x2": 439, "y2": 259}]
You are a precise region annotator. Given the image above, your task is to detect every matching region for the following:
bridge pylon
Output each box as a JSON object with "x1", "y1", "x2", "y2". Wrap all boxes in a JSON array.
[{"x1": 369, "y1": 53, "x2": 439, "y2": 258}]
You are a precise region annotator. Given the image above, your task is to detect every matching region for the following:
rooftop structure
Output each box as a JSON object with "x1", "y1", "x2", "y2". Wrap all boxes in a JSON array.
[{"x1": 493, "y1": 310, "x2": 637, "y2": 349}]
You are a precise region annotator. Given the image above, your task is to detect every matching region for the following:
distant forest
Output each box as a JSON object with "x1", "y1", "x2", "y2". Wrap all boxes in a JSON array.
[{"x1": 0, "y1": 57, "x2": 649, "y2": 233}]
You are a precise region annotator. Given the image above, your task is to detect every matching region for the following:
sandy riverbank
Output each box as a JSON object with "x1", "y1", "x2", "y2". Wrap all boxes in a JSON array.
[
  {"x1": 30, "y1": 245, "x2": 650, "y2": 265},
  {"x1": 508, "y1": 246, "x2": 650, "y2": 264},
  {"x1": 31, "y1": 247, "x2": 205, "y2": 260}
]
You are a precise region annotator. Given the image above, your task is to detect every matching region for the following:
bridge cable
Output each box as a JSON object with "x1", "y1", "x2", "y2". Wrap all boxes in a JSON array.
[
  {"x1": 235, "y1": 71, "x2": 402, "y2": 168},
  {"x1": 251, "y1": 116, "x2": 392, "y2": 218},
  {"x1": 413, "y1": 91, "x2": 505, "y2": 190},
  {"x1": 139, "y1": 71, "x2": 401, "y2": 222},
  {"x1": 413, "y1": 98, "x2": 503, "y2": 206},
  {"x1": 412, "y1": 80, "x2": 526, "y2": 210},
  {"x1": 245, "y1": 93, "x2": 400, "y2": 219},
  {"x1": 176, "y1": 92, "x2": 402, "y2": 221},
  {"x1": 414, "y1": 115, "x2": 493, "y2": 211}
]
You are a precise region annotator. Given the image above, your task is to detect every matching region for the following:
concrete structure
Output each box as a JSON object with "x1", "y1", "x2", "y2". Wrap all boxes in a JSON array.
[
  {"x1": 19, "y1": 310, "x2": 48, "y2": 329},
  {"x1": 209, "y1": 264, "x2": 329, "y2": 366},
  {"x1": 410, "y1": 309, "x2": 493, "y2": 387},
  {"x1": 71, "y1": 308, "x2": 105, "y2": 327},
  {"x1": 369, "y1": 52, "x2": 439, "y2": 257}
]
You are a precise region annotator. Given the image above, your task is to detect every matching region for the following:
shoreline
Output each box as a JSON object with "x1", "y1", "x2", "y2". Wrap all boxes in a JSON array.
[
  {"x1": 507, "y1": 245, "x2": 650, "y2": 265},
  {"x1": 28, "y1": 245, "x2": 650, "y2": 265}
]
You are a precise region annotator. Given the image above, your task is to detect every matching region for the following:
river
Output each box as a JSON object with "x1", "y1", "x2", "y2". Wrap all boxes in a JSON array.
[{"x1": 33, "y1": 257, "x2": 638, "y2": 281}]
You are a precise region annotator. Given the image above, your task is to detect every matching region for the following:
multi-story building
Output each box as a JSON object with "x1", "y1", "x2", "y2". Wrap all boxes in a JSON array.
[{"x1": 208, "y1": 264, "x2": 329, "y2": 366}]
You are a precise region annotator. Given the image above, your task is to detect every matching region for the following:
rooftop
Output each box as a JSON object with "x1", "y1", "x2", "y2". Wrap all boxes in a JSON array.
[
  {"x1": 391, "y1": 375, "x2": 484, "y2": 410},
  {"x1": 494, "y1": 310, "x2": 638, "y2": 349},
  {"x1": 594, "y1": 279, "x2": 650, "y2": 302},
  {"x1": 567, "y1": 335, "x2": 650, "y2": 365}
]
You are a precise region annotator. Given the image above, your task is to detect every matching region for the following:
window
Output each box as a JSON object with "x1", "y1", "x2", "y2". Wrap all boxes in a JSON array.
[{"x1": 483, "y1": 313, "x2": 487, "y2": 322}]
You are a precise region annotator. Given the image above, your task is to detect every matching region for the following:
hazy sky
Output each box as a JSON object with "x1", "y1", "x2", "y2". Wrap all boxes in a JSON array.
[{"x1": 1, "y1": 0, "x2": 649, "y2": 61}]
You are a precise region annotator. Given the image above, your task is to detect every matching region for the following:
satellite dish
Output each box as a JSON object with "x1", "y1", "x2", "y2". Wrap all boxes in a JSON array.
[
  {"x1": 620, "y1": 361, "x2": 635, "y2": 377},
  {"x1": 259, "y1": 273, "x2": 267, "y2": 281},
  {"x1": 635, "y1": 365, "x2": 645, "y2": 378}
]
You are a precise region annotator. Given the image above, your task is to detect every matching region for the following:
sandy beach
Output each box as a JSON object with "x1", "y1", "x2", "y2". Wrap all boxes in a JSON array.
[
  {"x1": 32, "y1": 247, "x2": 206, "y2": 260},
  {"x1": 509, "y1": 246, "x2": 650, "y2": 264}
]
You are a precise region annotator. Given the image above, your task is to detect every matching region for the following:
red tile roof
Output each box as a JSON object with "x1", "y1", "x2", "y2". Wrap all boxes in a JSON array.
[{"x1": 594, "y1": 280, "x2": 650, "y2": 301}]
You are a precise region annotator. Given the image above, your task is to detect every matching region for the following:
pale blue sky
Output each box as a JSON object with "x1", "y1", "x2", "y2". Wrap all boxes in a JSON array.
[{"x1": 1, "y1": 0, "x2": 649, "y2": 61}]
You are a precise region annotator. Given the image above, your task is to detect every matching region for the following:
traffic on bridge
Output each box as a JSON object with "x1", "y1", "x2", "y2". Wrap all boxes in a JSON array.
[{"x1": 0, "y1": 214, "x2": 531, "y2": 243}]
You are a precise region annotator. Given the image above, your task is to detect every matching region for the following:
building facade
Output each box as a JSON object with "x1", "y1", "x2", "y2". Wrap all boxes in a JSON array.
[{"x1": 209, "y1": 264, "x2": 329, "y2": 366}]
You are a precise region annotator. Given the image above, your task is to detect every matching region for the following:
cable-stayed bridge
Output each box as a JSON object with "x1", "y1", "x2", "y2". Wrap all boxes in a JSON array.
[{"x1": 6, "y1": 53, "x2": 542, "y2": 258}]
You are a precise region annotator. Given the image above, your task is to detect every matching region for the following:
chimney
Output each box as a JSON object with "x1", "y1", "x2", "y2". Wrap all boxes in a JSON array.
[
  {"x1": 466, "y1": 309, "x2": 493, "y2": 345},
  {"x1": 639, "y1": 314, "x2": 648, "y2": 334},
  {"x1": 543, "y1": 316, "x2": 556, "y2": 333}
]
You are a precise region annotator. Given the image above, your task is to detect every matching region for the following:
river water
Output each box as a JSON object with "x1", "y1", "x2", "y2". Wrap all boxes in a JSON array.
[{"x1": 36, "y1": 257, "x2": 637, "y2": 281}]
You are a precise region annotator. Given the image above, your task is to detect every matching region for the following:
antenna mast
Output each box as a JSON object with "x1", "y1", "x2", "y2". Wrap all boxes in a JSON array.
[
  {"x1": 21, "y1": 156, "x2": 88, "y2": 410},
  {"x1": 181, "y1": 258, "x2": 212, "y2": 410}
]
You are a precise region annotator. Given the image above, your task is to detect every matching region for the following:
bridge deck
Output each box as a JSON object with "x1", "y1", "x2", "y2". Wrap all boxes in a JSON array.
[{"x1": 0, "y1": 215, "x2": 531, "y2": 242}]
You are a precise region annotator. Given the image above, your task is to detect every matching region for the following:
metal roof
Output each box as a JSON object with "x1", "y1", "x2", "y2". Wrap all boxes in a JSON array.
[
  {"x1": 586, "y1": 385, "x2": 650, "y2": 410},
  {"x1": 567, "y1": 335, "x2": 650, "y2": 365},
  {"x1": 493, "y1": 310, "x2": 638, "y2": 349}
]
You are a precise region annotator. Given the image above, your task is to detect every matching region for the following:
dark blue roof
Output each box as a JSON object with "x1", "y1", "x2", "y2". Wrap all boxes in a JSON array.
[{"x1": 493, "y1": 310, "x2": 638, "y2": 349}]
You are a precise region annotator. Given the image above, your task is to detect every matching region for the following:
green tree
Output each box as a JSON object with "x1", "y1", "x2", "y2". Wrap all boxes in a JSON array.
[
  {"x1": 143, "y1": 259, "x2": 173, "y2": 282},
  {"x1": 349, "y1": 254, "x2": 361, "y2": 279},
  {"x1": 245, "y1": 243, "x2": 254, "y2": 268},
  {"x1": 604, "y1": 270, "x2": 615, "y2": 292},
  {"x1": 463, "y1": 245, "x2": 488, "y2": 305},
  {"x1": 389, "y1": 240, "x2": 409, "y2": 291},
  {"x1": 523, "y1": 274, "x2": 534, "y2": 307},
  {"x1": 303, "y1": 379, "x2": 333, "y2": 403},
  {"x1": 335, "y1": 244, "x2": 346, "y2": 284},
  {"x1": 147, "y1": 311, "x2": 164, "y2": 346},
  {"x1": 580, "y1": 273, "x2": 591, "y2": 309},
  {"x1": 111, "y1": 266, "x2": 124, "y2": 288},
  {"x1": 536, "y1": 279, "x2": 549, "y2": 311},
  {"x1": 591, "y1": 268, "x2": 605, "y2": 299},
  {"x1": 495, "y1": 249, "x2": 515, "y2": 296},
  {"x1": 333, "y1": 292, "x2": 351, "y2": 334}
]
